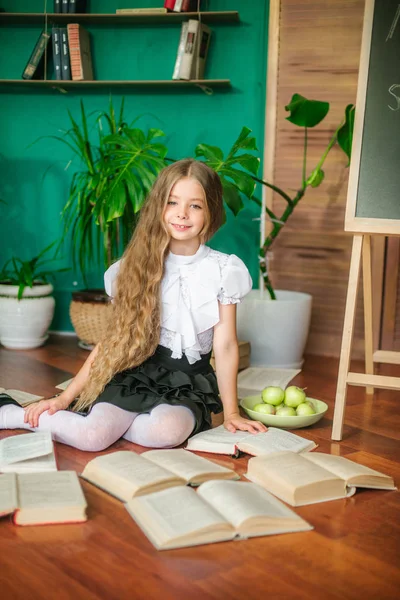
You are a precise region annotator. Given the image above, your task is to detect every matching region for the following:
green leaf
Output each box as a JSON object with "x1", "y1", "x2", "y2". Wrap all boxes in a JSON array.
[
  {"x1": 337, "y1": 104, "x2": 355, "y2": 165},
  {"x1": 228, "y1": 127, "x2": 258, "y2": 156},
  {"x1": 306, "y1": 168, "x2": 325, "y2": 188},
  {"x1": 285, "y1": 94, "x2": 330, "y2": 128},
  {"x1": 219, "y1": 167, "x2": 256, "y2": 199},
  {"x1": 229, "y1": 153, "x2": 260, "y2": 176},
  {"x1": 194, "y1": 144, "x2": 224, "y2": 165},
  {"x1": 222, "y1": 180, "x2": 244, "y2": 216}
]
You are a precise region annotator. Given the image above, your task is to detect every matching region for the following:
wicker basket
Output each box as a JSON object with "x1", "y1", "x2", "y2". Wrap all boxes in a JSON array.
[{"x1": 69, "y1": 290, "x2": 112, "y2": 345}]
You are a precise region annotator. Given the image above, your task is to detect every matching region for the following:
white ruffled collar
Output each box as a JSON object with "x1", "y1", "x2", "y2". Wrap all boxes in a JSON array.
[
  {"x1": 162, "y1": 244, "x2": 220, "y2": 364},
  {"x1": 166, "y1": 244, "x2": 210, "y2": 266}
]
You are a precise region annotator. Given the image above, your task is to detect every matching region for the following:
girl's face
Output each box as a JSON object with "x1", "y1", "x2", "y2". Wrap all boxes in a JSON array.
[{"x1": 163, "y1": 177, "x2": 206, "y2": 244}]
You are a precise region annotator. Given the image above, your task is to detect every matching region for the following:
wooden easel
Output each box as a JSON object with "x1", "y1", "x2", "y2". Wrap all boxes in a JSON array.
[
  {"x1": 332, "y1": 0, "x2": 400, "y2": 440},
  {"x1": 332, "y1": 234, "x2": 400, "y2": 440}
]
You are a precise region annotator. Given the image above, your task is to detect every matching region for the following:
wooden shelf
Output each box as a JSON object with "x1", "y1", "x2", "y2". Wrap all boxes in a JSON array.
[
  {"x1": 0, "y1": 11, "x2": 240, "y2": 25},
  {"x1": 0, "y1": 79, "x2": 231, "y2": 91}
]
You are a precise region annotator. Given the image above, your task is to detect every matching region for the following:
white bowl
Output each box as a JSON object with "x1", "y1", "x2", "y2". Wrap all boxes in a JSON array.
[{"x1": 239, "y1": 395, "x2": 328, "y2": 429}]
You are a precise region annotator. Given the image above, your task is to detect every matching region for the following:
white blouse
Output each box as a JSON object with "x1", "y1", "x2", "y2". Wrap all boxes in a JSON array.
[{"x1": 104, "y1": 244, "x2": 252, "y2": 364}]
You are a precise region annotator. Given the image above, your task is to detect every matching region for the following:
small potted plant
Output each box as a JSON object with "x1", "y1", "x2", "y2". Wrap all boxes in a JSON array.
[{"x1": 0, "y1": 243, "x2": 68, "y2": 349}]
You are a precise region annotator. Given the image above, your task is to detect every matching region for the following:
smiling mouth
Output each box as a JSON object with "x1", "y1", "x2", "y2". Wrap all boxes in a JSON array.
[{"x1": 171, "y1": 224, "x2": 191, "y2": 229}]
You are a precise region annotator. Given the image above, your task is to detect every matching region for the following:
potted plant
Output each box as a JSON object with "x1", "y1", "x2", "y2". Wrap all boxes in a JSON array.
[
  {"x1": 194, "y1": 94, "x2": 355, "y2": 368},
  {"x1": 50, "y1": 99, "x2": 168, "y2": 347},
  {"x1": 54, "y1": 95, "x2": 353, "y2": 365},
  {"x1": 0, "y1": 243, "x2": 68, "y2": 349}
]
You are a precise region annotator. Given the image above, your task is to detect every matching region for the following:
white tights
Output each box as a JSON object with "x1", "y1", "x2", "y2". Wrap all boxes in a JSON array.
[{"x1": 0, "y1": 402, "x2": 196, "y2": 452}]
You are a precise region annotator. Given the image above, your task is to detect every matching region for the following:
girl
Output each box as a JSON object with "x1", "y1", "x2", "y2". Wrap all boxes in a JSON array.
[{"x1": 0, "y1": 159, "x2": 267, "y2": 451}]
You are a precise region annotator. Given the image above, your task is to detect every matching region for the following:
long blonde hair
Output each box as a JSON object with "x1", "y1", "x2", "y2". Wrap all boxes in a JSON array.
[{"x1": 73, "y1": 159, "x2": 224, "y2": 412}]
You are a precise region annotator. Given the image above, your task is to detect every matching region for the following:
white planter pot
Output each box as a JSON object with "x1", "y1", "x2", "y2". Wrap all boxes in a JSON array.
[
  {"x1": 237, "y1": 289, "x2": 312, "y2": 369},
  {"x1": 0, "y1": 283, "x2": 55, "y2": 349}
]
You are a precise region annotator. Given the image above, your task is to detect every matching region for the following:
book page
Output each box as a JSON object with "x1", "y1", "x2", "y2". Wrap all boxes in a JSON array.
[
  {"x1": 185, "y1": 425, "x2": 249, "y2": 454},
  {"x1": 304, "y1": 453, "x2": 395, "y2": 486},
  {"x1": 143, "y1": 449, "x2": 238, "y2": 483},
  {"x1": 239, "y1": 427, "x2": 316, "y2": 456},
  {"x1": 55, "y1": 379, "x2": 74, "y2": 391},
  {"x1": 18, "y1": 471, "x2": 87, "y2": 509},
  {"x1": 0, "y1": 473, "x2": 18, "y2": 516},
  {"x1": 2, "y1": 390, "x2": 44, "y2": 406},
  {"x1": 126, "y1": 485, "x2": 231, "y2": 546},
  {"x1": 197, "y1": 480, "x2": 302, "y2": 529},
  {"x1": 0, "y1": 432, "x2": 53, "y2": 467},
  {"x1": 81, "y1": 451, "x2": 182, "y2": 491},
  {"x1": 237, "y1": 367, "x2": 300, "y2": 398},
  {"x1": 247, "y1": 452, "x2": 340, "y2": 490},
  {"x1": 1, "y1": 450, "x2": 57, "y2": 474}
]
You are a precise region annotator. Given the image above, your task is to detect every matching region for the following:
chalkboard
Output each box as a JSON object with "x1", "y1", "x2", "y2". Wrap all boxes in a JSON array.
[{"x1": 345, "y1": 0, "x2": 400, "y2": 233}]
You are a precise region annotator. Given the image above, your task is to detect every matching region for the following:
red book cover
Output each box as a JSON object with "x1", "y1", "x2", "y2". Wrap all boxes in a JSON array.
[{"x1": 164, "y1": 0, "x2": 176, "y2": 10}]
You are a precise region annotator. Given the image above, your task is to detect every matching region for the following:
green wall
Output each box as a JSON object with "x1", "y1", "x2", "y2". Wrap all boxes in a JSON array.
[{"x1": 0, "y1": 0, "x2": 269, "y2": 331}]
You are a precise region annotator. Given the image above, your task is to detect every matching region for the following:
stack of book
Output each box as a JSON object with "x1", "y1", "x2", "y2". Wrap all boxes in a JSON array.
[
  {"x1": 172, "y1": 18, "x2": 212, "y2": 80},
  {"x1": 22, "y1": 24, "x2": 93, "y2": 81},
  {"x1": 54, "y1": 0, "x2": 87, "y2": 13},
  {"x1": 0, "y1": 432, "x2": 88, "y2": 526},
  {"x1": 210, "y1": 340, "x2": 251, "y2": 372}
]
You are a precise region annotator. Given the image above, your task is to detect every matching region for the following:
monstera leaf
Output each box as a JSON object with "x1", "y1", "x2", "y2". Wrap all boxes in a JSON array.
[
  {"x1": 285, "y1": 94, "x2": 330, "y2": 128},
  {"x1": 337, "y1": 104, "x2": 355, "y2": 165},
  {"x1": 195, "y1": 127, "x2": 259, "y2": 215}
]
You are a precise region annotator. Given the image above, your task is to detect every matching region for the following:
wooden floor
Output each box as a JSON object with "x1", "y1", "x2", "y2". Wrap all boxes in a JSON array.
[{"x1": 1, "y1": 335, "x2": 399, "y2": 600}]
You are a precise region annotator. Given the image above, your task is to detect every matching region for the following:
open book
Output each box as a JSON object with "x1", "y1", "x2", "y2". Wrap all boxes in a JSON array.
[
  {"x1": 245, "y1": 451, "x2": 397, "y2": 506},
  {"x1": 0, "y1": 471, "x2": 87, "y2": 526},
  {"x1": 237, "y1": 367, "x2": 300, "y2": 399},
  {"x1": 0, "y1": 388, "x2": 43, "y2": 406},
  {"x1": 185, "y1": 425, "x2": 317, "y2": 457},
  {"x1": 125, "y1": 480, "x2": 313, "y2": 550},
  {"x1": 80, "y1": 449, "x2": 239, "y2": 502},
  {"x1": 0, "y1": 432, "x2": 57, "y2": 473}
]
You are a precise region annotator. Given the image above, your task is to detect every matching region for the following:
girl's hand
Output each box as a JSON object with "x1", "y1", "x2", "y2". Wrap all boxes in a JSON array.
[
  {"x1": 23, "y1": 394, "x2": 71, "y2": 428},
  {"x1": 223, "y1": 413, "x2": 268, "y2": 434}
]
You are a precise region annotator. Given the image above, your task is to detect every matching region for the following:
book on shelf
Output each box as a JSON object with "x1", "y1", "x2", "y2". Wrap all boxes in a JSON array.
[
  {"x1": 54, "y1": 0, "x2": 62, "y2": 13},
  {"x1": 245, "y1": 451, "x2": 397, "y2": 507},
  {"x1": 0, "y1": 388, "x2": 43, "y2": 406},
  {"x1": 62, "y1": 0, "x2": 69, "y2": 13},
  {"x1": 191, "y1": 20, "x2": 211, "y2": 79},
  {"x1": 185, "y1": 424, "x2": 317, "y2": 457},
  {"x1": 116, "y1": 8, "x2": 168, "y2": 14},
  {"x1": 178, "y1": 19, "x2": 204, "y2": 80},
  {"x1": 80, "y1": 449, "x2": 239, "y2": 502},
  {"x1": 0, "y1": 432, "x2": 57, "y2": 474},
  {"x1": 237, "y1": 367, "x2": 301, "y2": 399},
  {"x1": 165, "y1": 0, "x2": 198, "y2": 11},
  {"x1": 22, "y1": 30, "x2": 51, "y2": 80},
  {"x1": 60, "y1": 27, "x2": 72, "y2": 80},
  {"x1": 0, "y1": 471, "x2": 87, "y2": 526},
  {"x1": 172, "y1": 21, "x2": 189, "y2": 79},
  {"x1": 125, "y1": 480, "x2": 313, "y2": 550},
  {"x1": 69, "y1": 0, "x2": 87, "y2": 12},
  {"x1": 52, "y1": 27, "x2": 62, "y2": 80},
  {"x1": 67, "y1": 24, "x2": 94, "y2": 81}
]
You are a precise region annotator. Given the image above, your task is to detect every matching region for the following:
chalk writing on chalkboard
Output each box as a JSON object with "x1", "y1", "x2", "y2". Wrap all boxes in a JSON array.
[
  {"x1": 387, "y1": 5, "x2": 400, "y2": 111},
  {"x1": 385, "y1": 3, "x2": 400, "y2": 41}
]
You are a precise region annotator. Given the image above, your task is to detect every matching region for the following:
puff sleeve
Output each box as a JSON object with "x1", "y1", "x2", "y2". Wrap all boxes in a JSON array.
[
  {"x1": 104, "y1": 259, "x2": 122, "y2": 299},
  {"x1": 217, "y1": 254, "x2": 253, "y2": 305}
]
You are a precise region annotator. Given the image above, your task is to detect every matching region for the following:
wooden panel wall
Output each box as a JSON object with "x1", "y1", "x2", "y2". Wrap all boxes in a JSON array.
[{"x1": 269, "y1": 0, "x2": 366, "y2": 357}]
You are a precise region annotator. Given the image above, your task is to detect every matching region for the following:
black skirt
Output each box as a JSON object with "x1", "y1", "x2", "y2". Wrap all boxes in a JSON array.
[{"x1": 89, "y1": 345, "x2": 223, "y2": 435}]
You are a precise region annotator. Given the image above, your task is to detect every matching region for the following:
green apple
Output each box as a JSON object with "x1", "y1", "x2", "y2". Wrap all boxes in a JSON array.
[
  {"x1": 284, "y1": 386, "x2": 306, "y2": 408},
  {"x1": 296, "y1": 402, "x2": 316, "y2": 416},
  {"x1": 253, "y1": 403, "x2": 276, "y2": 415},
  {"x1": 261, "y1": 386, "x2": 285, "y2": 406},
  {"x1": 275, "y1": 405, "x2": 297, "y2": 417}
]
